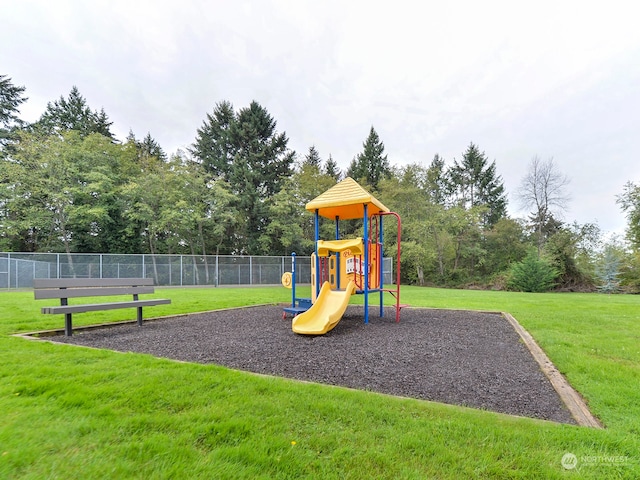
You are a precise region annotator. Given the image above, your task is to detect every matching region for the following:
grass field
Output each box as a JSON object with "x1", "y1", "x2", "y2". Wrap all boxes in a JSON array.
[{"x1": 1, "y1": 285, "x2": 638, "y2": 479}]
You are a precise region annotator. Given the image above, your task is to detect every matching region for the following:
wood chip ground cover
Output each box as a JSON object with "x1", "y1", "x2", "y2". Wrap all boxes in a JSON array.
[{"x1": 52, "y1": 305, "x2": 575, "y2": 424}]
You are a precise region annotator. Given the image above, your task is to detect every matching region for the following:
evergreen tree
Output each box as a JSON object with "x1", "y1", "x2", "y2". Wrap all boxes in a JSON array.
[
  {"x1": 324, "y1": 154, "x2": 341, "y2": 180},
  {"x1": 93, "y1": 108, "x2": 114, "y2": 138},
  {"x1": 448, "y1": 142, "x2": 507, "y2": 227},
  {"x1": 190, "y1": 100, "x2": 295, "y2": 254},
  {"x1": 304, "y1": 145, "x2": 322, "y2": 170},
  {"x1": 125, "y1": 130, "x2": 167, "y2": 162},
  {"x1": 507, "y1": 249, "x2": 558, "y2": 292},
  {"x1": 230, "y1": 101, "x2": 295, "y2": 253},
  {"x1": 139, "y1": 132, "x2": 167, "y2": 161},
  {"x1": 426, "y1": 154, "x2": 449, "y2": 205},
  {"x1": 125, "y1": 129, "x2": 137, "y2": 144},
  {"x1": 0, "y1": 74, "x2": 27, "y2": 150},
  {"x1": 595, "y1": 245, "x2": 622, "y2": 294},
  {"x1": 526, "y1": 210, "x2": 564, "y2": 254},
  {"x1": 36, "y1": 86, "x2": 114, "y2": 139},
  {"x1": 189, "y1": 100, "x2": 235, "y2": 178},
  {"x1": 347, "y1": 126, "x2": 390, "y2": 189}
]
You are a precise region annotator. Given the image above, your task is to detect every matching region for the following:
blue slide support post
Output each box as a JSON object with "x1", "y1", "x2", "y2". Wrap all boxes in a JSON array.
[{"x1": 291, "y1": 252, "x2": 296, "y2": 309}]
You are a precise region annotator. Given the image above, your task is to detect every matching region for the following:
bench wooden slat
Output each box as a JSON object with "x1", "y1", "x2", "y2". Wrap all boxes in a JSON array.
[
  {"x1": 34, "y1": 278, "x2": 170, "y2": 336},
  {"x1": 41, "y1": 299, "x2": 171, "y2": 315},
  {"x1": 34, "y1": 286, "x2": 156, "y2": 300},
  {"x1": 33, "y1": 278, "x2": 154, "y2": 289}
]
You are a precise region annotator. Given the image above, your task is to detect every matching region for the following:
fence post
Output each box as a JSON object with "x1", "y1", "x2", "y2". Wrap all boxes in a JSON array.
[
  {"x1": 249, "y1": 256, "x2": 253, "y2": 285},
  {"x1": 215, "y1": 255, "x2": 219, "y2": 287}
]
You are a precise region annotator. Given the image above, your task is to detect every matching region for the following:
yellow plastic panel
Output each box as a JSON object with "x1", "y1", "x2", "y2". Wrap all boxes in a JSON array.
[{"x1": 316, "y1": 238, "x2": 364, "y2": 257}]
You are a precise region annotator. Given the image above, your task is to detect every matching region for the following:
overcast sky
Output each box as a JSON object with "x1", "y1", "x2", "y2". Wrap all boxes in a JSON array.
[{"x1": 3, "y1": 0, "x2": 639, "y2": 236}]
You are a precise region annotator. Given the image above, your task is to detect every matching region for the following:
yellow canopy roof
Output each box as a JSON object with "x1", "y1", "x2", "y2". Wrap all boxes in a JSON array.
[{"x1": 305, "y1": 177, "x2": 390, "y2": 220}]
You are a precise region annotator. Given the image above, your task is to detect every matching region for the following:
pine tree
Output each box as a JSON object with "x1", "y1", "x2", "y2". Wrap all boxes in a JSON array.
[
  {"x1": 304, "y1": 145, "x2": 321, "y2": 170},
  {"x1": 0, "y1": 74, "x2": 28, "y2": 150},
  {"x1": 190, "y1": 100, "x2": 295, "y2": 254},
  {"x1": 140, "y1": 132, "x2": 167, "y2": 161},
  {"x1": 448, "y1": 142, "x2": 507, "y2": 227},
  {"x1": 324, "y1": 154, "x2": 341, "y2": 180},
  {"x1": 229, "y1": 101, "x2": 294, "y2": 198},
  {"x1": 189, "y1": 100, "x2": 235, "y2": 178},
  {"x1": 94, "y1": 108, "x2": 114, "y2": 138},
  {"x1": 0, "y1": 75, "x2": 27, "y2": 128},
  {"x1": 507, "y1": 249, "x2": 558, "y2": 292},
  {"x1": 426, "y1": 154, "x2": 449, "y2": 205},
  {"x1": 124, "y1": 131, "x2": 167, "y2": 163},
  {"x1": 347, "y1": 126, "x2": 390, "y2": 189},
  {"x1": 595, "y1": 246, "x2": 622, "y2": 294},
  {"x1": 36, "y1": 86, "x2": 114, "y2": 139}
]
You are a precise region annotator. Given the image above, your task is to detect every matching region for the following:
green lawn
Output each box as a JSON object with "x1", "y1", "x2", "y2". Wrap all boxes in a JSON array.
[{"x1": 1, "y1": 285, "x2": 638, "y2": 479}]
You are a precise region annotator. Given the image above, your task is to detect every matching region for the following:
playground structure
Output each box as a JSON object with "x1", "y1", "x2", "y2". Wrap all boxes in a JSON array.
[{"x1": 283, "y1": 177, "x2": 402, "y2": 335}]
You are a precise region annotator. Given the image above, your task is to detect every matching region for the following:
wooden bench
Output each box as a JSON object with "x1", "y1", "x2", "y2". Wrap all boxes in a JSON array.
[{"x1": 33, "y1": 278, "x2": 171, "y2": 336}]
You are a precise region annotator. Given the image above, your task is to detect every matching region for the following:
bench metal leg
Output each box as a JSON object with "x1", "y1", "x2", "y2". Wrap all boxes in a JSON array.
[
  {"x1": 137, "y1": 306, "x2": 143, "y2": 327},
  {"x1": 65, "y1": 313, "x2": 73, "y2": 336}
]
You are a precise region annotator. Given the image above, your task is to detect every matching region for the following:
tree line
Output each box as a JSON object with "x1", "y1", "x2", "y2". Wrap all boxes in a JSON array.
[{"x1": 2, "y1": 75, "x2": 639, "y2": 292}]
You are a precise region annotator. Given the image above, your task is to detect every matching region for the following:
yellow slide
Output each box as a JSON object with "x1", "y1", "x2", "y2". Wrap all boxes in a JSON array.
[{"x1": 292, "y1": 280, "x2": 356, "y2": 335}]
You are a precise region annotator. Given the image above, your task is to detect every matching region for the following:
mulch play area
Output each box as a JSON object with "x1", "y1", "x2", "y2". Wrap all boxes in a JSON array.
[{"x1": 49, "y1": 305, "x2": 579, "y2": 424}]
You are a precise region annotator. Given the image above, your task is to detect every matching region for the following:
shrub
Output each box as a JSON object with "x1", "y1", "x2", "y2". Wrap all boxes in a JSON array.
[{"x1": 507, "y1": 250, "x2": 558, "y2": 292}]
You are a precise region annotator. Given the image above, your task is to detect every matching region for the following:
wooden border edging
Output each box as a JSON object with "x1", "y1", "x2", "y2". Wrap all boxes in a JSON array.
[
  {"x1": 13, "y1": 303, "x2": 276, "y2": 340},
  {"x1": 502, "y1": 312, "x2": 602, "y2": 428}
]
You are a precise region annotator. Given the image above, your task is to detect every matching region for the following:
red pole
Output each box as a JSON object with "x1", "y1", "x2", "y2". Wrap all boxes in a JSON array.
[{"x1": 379, "y1": 212, "x2": 402, "y2": 322}]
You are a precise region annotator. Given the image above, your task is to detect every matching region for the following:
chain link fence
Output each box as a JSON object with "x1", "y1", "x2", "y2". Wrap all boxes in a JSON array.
[{"x1": 1, "y1": 252, "x2": 393, "y2": 289}]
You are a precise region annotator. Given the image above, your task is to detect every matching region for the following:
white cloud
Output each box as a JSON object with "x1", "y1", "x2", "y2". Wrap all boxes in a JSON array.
[{"x1": 2, "y1": 0, "x2": 639, "y2": 234}]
